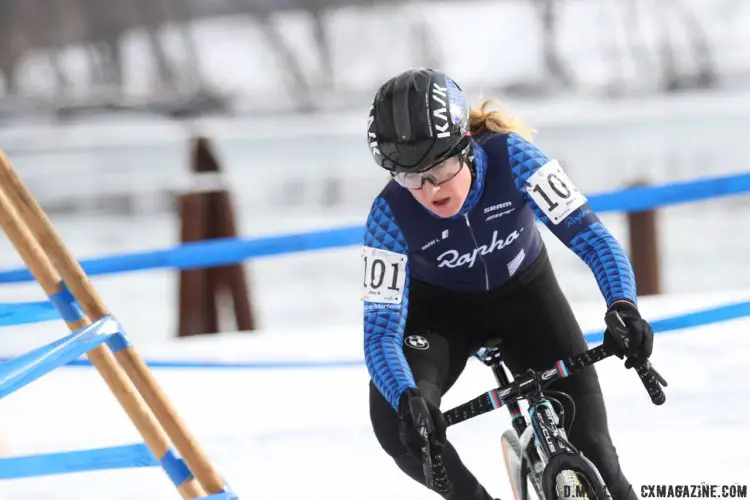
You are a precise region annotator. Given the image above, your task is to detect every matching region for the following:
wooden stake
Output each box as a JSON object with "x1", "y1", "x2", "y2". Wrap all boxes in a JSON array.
[
  {"x1": 0, "y1": 174, "x2": 204, "y2": 499},
  {"x1": 0, "y1": 151, "x2": 225, "y2": 495},
  {"x1": 210, "y1": 188, "x2": 255, "y2": 332},
  {"x1": 627, "y1": 180, "x2": 661, "y2": 296},
  {"x1": 178, "y1": 136, "x2": 255, "y2": 336},
  {"x1": 178, "y1": 191, "x2": 218, "y2": 337}
]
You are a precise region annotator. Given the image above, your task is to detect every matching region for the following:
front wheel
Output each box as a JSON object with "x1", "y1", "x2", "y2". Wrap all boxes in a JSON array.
[
  {"x1": 542, "y1": 453, "x2": 612, "y2": 500},
  {"x1": 501, "y1": 429, "x2": 544, "y2": 500},
  {"x1": 555, "y1": 469, "x2": 593, "y2": 500}
]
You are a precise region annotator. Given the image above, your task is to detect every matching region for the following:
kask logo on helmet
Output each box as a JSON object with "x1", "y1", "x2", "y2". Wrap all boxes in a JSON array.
[
  {"x1": 430, "y1": 82, "x2": 452, "y2": 139},
  {"x1": 367, "y1": 104, "x2": 381, "y2": 161},
  {"x1": 436, "y1": 228, "x2": 524, "y2": 269}
]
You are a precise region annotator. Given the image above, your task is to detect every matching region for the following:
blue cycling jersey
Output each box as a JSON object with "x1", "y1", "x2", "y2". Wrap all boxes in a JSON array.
[{"x1": 362, "y1": 132, "x2": 637, "y2": 410}]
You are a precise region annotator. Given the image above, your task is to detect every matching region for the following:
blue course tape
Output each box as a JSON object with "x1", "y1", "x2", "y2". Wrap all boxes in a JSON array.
[
  {"x1": 65, "y1": 358, "x2": 364, "y2": 370},
  {"x1": 0, "y1": 444, "x2": 157, "y2": 479},
  {"x1": 106, "y1": 331, "x2": 132, "y2": 353},
  {"x1": 48, "y1": 282, "x2": 86, "y2": 323},
  {"x1": 0, "y1": 172, "x2": 746, "y2": 283},
  {"x1": 582, "y1": 300, "x2": 750, "y2": 344},
  {"x1": 0, "y1": 226, "x2": 363, "y2": 283},
  {"x1": 200, "y1": 491, "x2": 238, "y2": 499},
  {"x1": 159, "y1": 448, "x2": 192, "y2": 487},
  {"x1": 0, "y1": 300, "x2": 59, "y2": 326},
  {"x1": 0, "y1": 300, "x2": 742, "y2": 371},
  {"x1": 0, "y1": 316, "x2": 118, "y2": 399},
  {"x1": 587, "y1": 172, "x2": 750, "y2": 213}
]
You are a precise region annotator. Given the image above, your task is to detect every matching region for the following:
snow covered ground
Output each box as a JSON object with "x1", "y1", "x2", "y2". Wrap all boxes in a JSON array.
[{"x1": 0, "y1": 289, "x2": 749, "y2": 499}]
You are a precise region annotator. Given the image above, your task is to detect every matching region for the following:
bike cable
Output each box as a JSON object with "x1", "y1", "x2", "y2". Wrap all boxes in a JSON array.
[{"x1": 544, "y1": 390, "x2": 577, "y2": 436}]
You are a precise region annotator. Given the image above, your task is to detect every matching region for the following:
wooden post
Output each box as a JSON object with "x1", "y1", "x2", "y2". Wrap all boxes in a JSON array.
[
  {"x1": 177, "y1": 136, "x2": 255, "y2": 337},
  {"x1": 627, "y1": 180, "x2": 661, "y2": 296},
  {"x1": 178, "y1": 191, "x2": 219, "y2": 337},
  {"x1": 0, "y1": 151, "x2": 226, "y2": 496},
  {"x1": 207, "y1": 168, "x2": 255, "y2": 333}
]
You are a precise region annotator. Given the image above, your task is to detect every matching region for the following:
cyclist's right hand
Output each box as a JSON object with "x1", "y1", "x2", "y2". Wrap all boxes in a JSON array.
[{"x1": 398, "y1": 388, "x2": 447, "y2": 458}]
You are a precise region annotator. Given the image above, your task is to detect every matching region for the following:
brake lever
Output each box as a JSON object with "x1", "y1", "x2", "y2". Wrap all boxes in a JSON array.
[
  {"x1": 648, "y1": 363, "x2": 668, "y2": 387},
  {"x1": 417, "y1": 424, "x2": 434, "y2": 489}
]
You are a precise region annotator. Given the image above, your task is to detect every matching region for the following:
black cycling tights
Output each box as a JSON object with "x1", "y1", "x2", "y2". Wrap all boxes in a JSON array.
[{"x1": 369, "y1": 250, "x2": 637, "y2": 500}]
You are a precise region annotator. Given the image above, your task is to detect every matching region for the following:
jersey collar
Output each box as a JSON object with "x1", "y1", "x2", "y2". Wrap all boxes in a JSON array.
[{"x1": 455, "y1": 139, "x2": 486, "y2": 218}]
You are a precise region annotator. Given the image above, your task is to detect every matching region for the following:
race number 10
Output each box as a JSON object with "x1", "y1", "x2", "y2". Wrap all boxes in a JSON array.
[
  {"x1": 526, "y1": 159, "x2": 587, "y2": 225},
  {"x1": 361, "y1": 246, "x2": 407, "y2": 304}
]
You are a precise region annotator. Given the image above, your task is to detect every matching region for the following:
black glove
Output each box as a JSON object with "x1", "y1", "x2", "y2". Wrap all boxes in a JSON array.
[
  {"x1": 604, "y1": 301, "x2": 654, "y2": 369},
  {"x1": 398, "y1": 388, "x2": 447, "y2": 459}
]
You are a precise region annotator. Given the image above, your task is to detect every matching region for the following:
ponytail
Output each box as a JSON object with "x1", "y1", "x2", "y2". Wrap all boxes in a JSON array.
[{"x1": 469, "y1": 98, "x2": 535, "y2": 142}]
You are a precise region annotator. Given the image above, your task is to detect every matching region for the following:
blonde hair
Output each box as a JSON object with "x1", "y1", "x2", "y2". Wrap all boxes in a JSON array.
[{"x1": 469, "y1": 98, "x2": 535, "y2": 142}]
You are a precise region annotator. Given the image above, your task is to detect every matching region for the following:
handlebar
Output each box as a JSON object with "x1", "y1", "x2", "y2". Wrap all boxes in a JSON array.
[
  {"x1": 417, "y1": 315, "x2": 668, "y2": 493},
  {"x1": 443, "y1": 343, "x2": 668, "y2": 428}
]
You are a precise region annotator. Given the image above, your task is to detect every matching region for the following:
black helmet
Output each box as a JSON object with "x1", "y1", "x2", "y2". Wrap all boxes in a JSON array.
[{"x1": 367, "y1": 68, "x2": 471, "y2": 173}]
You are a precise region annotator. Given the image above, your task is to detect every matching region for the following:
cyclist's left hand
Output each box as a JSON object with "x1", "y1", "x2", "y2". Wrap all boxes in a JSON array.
[{"x1": 604, "y1": 300, "x2": 654, "y2": 369}]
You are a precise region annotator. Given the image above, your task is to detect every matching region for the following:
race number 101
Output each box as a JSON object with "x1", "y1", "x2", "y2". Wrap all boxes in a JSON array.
[{"x1": 361, "y1": 246, "x2": 407, "y2": 305}]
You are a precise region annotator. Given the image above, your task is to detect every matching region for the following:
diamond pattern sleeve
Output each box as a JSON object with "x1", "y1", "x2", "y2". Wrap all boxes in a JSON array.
[
  {"x1": 505, "y1": 133, "x2": 637, "y2": 307},
  {"x1": 362, "y1": 197, "x2": 416, "y2": 411}
]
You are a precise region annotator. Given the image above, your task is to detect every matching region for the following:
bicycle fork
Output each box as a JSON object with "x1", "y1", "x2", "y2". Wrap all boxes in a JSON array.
[
  {"x1": 486, "y1": 353, "x2": 546, "y2": 499},
  {"x1": 527, "y1": 395, "x2": 611, "y2": 500}
]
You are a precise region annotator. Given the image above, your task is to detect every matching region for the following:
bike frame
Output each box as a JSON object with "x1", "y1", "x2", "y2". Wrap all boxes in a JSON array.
[
  {"x1": 479, "y1": 343, "x2": 579, "y2": 461},
  {"x1": 477, "y1": 344, "x2": 609, "y2": 500}
]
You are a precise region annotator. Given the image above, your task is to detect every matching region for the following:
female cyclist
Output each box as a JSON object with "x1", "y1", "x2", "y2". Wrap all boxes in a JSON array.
[{"x1": 361, "y1": 68, "x2": 653, "y2": 500}]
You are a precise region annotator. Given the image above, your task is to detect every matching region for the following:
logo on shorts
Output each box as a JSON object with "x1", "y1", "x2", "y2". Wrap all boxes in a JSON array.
[{"x1": 404, "y1": 335, "x2": 430, "y2": 350}]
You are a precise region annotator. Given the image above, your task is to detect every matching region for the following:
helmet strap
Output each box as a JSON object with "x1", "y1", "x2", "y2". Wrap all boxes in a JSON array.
[{"x1": 466, "y1": 142, "x2": 477, "y2": 182}]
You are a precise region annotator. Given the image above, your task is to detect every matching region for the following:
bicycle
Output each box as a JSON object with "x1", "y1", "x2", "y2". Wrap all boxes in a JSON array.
[{"x1": 416, "y1": 309, "x2": 669, "y2": 500}]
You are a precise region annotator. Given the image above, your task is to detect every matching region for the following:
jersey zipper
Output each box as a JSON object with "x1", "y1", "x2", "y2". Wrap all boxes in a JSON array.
[{"x1": 464, "y1": 214, "x2": 490, "y2": 291}]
